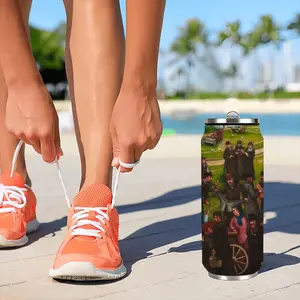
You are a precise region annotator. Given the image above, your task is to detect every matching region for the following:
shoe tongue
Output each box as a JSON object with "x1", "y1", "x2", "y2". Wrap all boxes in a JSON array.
[
  {"x1": 0, "y1": 172, "x2": 25, "y2": 188},
  {"x1": 73, "y1": 184, "x2": 112, "y2": 208}
]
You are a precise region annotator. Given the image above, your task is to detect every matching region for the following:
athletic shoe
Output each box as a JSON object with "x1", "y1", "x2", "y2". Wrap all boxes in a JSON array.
[
  {"x1": 0, "y1": 172, "x2": 39, "y2": 248},
  {"x1": 49, "y1": 184, "x2": 126, "y2": 281}
]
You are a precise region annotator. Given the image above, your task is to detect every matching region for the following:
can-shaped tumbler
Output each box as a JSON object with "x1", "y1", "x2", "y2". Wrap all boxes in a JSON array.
[{"x1": 201, "y1": 111, "x2": 264, "y2": 281}]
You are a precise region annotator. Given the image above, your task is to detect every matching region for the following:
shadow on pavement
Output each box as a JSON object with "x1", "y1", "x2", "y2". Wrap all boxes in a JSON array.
[
  {"x1": 117, "y1": 185, "x2": 201, "y2": 214},
  {"x1": 119, "y1": 184, "x2": 201, "y2": 277},
  {"x1": 264, "y1": 182, "x2": 300, "y2": 234},
  {"x1": 28, "y1": 216, "x2": 67, "y2": 245},
  {"x1": 261, "y1": 245, "x2": 300, "y2": 273},
  {"x1": 120, "y1": 182, "x2": 300, "y2": 276},
  {"x1": 24, "y1": 182, "x2": 300, "y2": 281}
]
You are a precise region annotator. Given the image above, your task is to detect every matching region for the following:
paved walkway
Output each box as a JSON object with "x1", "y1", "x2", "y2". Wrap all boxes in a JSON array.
[{"x1": 0, "y1": 135, "x2": 300, "y2": 300}]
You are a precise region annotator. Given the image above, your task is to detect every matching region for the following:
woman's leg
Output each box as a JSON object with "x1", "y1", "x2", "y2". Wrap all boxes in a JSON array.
[
  {"x1": 63, "y1": 0, "x2": 125, "y2": 190},
  {"x1": 0, "y1": 0, "x2": 32, "y2": 184}
]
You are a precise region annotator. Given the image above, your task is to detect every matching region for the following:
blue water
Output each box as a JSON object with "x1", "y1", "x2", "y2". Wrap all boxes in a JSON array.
[{"x1": 161, "y1": 113, "x2": 300, "y2": 136}]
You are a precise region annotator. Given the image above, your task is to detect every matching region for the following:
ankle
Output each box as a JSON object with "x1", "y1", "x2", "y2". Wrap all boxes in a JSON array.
[
  {"x1": 15, "y1": 168, "x2": 31, "y2": 187},
  {"x1": 80, "y1": 177, "x2": 111, "y2": 192},
  {"x1": 25, "y1": 175, "x2": 32, "y2": 187}
]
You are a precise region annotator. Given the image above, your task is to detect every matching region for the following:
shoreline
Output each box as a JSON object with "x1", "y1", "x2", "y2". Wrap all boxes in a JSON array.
[
  {"x1": 159, "y1": 98, "x2": 300, "y2": 114},
  {"x1": 26, "y1": 134, "x2": 300, "y2": 167},
  {"x1": 54, "y1": 99, "x2": 300, "y2": 114}
]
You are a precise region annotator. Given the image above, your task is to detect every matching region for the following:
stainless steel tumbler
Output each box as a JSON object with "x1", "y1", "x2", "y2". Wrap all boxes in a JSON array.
[{"x1": 201, "y1": 111, "x2": 264, "y2": 281}]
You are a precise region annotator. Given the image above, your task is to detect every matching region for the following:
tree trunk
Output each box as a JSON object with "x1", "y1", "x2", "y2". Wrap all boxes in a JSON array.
[
  {"x1": 229, "y1": 43, "x2": 236, "y2": 97},
  {"x1": 186, "y1": 59, "x2": 192, "y2": 97},
  {"x1": 177, "y1": 73, "x2": 181, "y2": 92}
]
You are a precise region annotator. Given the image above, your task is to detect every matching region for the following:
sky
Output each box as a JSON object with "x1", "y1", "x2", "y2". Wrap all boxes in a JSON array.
[{"x1": 29, "y1": 0, "x2": 300, "y2": 91}]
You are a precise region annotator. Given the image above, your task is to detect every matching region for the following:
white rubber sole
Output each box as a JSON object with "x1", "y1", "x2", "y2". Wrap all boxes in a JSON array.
[
  {"x1": 49, "y1": 261, "x2": 127, "y2": 281},
  {"x1": 0, "y1": 219, "x2": 39, "y2": 248}
]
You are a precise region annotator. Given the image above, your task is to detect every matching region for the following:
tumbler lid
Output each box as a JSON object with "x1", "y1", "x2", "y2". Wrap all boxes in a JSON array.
[{"x1": 205, "y1": 111, "x2": 259, "y2": 125}]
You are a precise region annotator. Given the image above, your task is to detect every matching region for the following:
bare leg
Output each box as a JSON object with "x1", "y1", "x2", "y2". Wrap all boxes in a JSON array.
[
  {"x1": 0, "y1": 0, "x2": 32, "y2": 184},
  {"x1": 63, "y1": 0, "x2": 125, "y2": 189}
]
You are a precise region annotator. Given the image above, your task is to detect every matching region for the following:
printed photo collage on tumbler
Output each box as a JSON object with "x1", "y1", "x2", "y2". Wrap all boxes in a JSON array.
[{"x1": 201, "y1": 120, "x2": 264, "y2": 277}]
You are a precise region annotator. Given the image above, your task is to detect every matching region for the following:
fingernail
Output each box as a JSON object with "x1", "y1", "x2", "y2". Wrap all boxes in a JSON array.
[
  {"x1": 111, "y1": 157, "x2": 118, "y2": 167},
  {"x1": 49, "y1": 157, "x2": 58, "y2": 164},
  {"x1": 58, "y1": 147, "x2": 64, "y2": 156}
]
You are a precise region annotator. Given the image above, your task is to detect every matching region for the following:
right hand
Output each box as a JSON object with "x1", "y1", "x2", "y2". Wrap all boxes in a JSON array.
[{"x1": 5, "y1": 82, "x2": 62, "y2": 163}]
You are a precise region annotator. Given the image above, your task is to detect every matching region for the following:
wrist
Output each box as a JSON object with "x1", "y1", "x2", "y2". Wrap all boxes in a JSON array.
[
  {"x1": 6, "y1": 73, "x2": 44, "y2": 91},
  {"x1": 122, "y1": 68, "x2": 157, "y2": 97}
]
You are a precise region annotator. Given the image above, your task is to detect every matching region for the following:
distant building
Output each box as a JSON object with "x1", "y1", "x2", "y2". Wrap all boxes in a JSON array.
[
  {"x1": 294, "y1": 65, "x2": 300, "y2": 83},
  {"x1": 284, "y1": 65, "x2": 300, "y2": 92},
  {"x1": 286, "y1": 83, "x2": 300, "y2": 92}
]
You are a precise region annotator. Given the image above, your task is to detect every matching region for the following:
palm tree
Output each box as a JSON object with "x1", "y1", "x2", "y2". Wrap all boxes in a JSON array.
[
  {"x1": 287, "y1": 14, "x2": 300, "y2": 37},
  {"x1": 170, "y1": 18, "x2": 208, "y2": 95},
  {"x1": 169, "y1": 67, "x2": 186, "y2": 93},
  {"x1": 286, "y1": 14, "x2": 300, "y2": 84},
  {"x1": 218, "y1": 20, "x2": 246, "y2": 95},
  {"x1": 54, "y1": 22, "x2": 67, "y2": 47},
  {"x1": 158, "y1": 48, "x2": 167, "y2": 93},
  {"x1": 30, "y1": 25, "x2": 65, "y2": 70},
  {"x1": 250, "y1": 15, "x2": 282, "y2": 95}
]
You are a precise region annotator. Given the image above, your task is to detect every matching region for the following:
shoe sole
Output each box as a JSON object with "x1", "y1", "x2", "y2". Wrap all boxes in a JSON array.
[
  {"x1": 0, "y1": 219, "x2": 39, "y2": 248},
  {"x1": 49, "y1": 261, "x2": 127, "y2": 281}
]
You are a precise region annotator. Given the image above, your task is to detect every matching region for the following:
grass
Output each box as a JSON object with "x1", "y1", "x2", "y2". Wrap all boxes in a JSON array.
[
  {"x1": 167, "y1": 91, "x2": 300, "y2": 100},
  {"x1": 202, "y1": 127, "x2": 263, "y2": 161},
  {"x1": 203, "y1": 155, "x2": 264, "y2": 222}
]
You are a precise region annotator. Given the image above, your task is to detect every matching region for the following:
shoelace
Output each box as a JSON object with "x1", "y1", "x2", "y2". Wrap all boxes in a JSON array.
[
  {"x1": 69, "y1": 159, "x2": 138, "y2": 238},
  {"x1": 5, "y1": 140, "x2": 139, "y2": 238},
  {"x1": 0, "y1": 142, "x2": 29, "y2": 213},
  {"x1": 0, "y1": 184, "x2": 28, "y2": 213}
]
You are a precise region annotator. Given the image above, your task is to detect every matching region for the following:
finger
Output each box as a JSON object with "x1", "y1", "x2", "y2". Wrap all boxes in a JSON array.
[
  {"x1": 111, "y1": 138, "x2": 121, "y2": 168},
  {"x1": 133, "y1": 147, "x2": 143, "y2": 163},
  {"x1": 40, "y1": 135, "x2": 56, "y2": 163},
  {"x1": 147, "y1": 135, "x2": 161, "y2": 150},
  {"x1": 119, "y1": 145, "x2": 135, "y2": 173},
  {"x1": 19, "y1": 135, "x2": 42, "y2": 156},
  {"x1": 28, "y1": 139, "x2": 42, "y2": 155},
  {"x1": 54, "y1": 113, "x2": 63, "y2": 157},
  {"x1": 17, "y1": 134, "x2": 30, "y2": 146}
]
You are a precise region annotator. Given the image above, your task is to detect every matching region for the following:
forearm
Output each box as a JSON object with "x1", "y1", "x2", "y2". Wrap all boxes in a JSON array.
[
  {"x1": 123, "y1": 0, "x2": 166, "y2": 91},
  {"x1": 0, "y1": 0, "x2": 42, "y2": 88}
]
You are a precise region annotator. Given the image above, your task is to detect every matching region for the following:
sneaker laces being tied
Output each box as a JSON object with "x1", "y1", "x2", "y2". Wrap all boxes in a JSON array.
[
  {"x1": 0, "y1": 142, "x2": 28, "y2": 213},
  {"x1": 0, "y1": 184, "x2": 27, "y2": 213},
  {"x1": 69, "y1": 159, "x2": 139, "y2": 239},
  {"x1": 8, "y1": 140, "x2": 139, "y2": 238}
]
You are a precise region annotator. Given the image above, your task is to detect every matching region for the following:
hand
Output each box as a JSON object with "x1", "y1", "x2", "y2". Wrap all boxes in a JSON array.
[
  {"x1": 5, "y1": 82, "x2": 62, "y2": 163},
  {"x1": 110, "y1": 85, "x2": 162, "y2": 172}
]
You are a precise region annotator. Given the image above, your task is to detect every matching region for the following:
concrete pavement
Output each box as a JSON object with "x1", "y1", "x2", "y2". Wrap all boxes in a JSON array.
[{"x1": 0, "y1": 134, "x2": 300, "y2": 300}]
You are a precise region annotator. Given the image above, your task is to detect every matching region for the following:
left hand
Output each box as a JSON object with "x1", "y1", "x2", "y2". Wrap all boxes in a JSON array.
[{"x1": 110, "y1": 85, "x2": 162, "y2": 172}]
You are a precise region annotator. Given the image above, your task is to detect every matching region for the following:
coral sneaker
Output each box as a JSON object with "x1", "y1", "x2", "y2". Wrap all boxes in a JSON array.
[
  {"x1": 49, "y1": 184, "x2": 126, "y2": 281},
  {"x1": 0, "y1": 172, "x2": 39, "y2": 248}
]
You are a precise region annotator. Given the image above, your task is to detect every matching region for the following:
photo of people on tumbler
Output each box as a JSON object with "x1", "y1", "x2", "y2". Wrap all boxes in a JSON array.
[{"x1": 201, "y1": 123, "x2": 264, "y2": 276}]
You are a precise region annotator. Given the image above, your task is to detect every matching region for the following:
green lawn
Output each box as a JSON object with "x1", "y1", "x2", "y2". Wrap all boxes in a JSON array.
[
  {"x1": 167, "y1": 91, "x2": 300, "y2": 100},
  {"x1": 203, "y1": 155, "x2": 264, "y2": 222},
  {"x1": 202, "y1": 128, "x2": 263, "y2": 161}
]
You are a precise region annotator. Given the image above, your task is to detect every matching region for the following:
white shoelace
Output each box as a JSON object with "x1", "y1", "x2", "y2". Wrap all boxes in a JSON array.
[
  {"x1": 1, "y1": 140, "x2": 139, "y2": 238},
  {"x1": 0, "y1": 142, "x2": 29, "y2": 213},
  {"x1": 0, "y1": 184, "x2": 28, "y2": 213}
]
